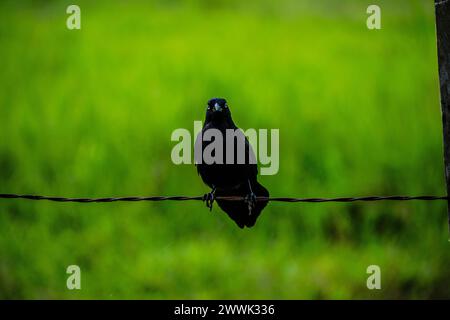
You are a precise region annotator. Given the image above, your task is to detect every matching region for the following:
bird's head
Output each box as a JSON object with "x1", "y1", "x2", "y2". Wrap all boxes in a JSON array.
[{"x1": 205, "y1": 98, "x2": 231, "y2": 123}]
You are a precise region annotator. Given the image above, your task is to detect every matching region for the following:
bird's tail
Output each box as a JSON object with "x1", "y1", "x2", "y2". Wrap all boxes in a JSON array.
[{"x1": 215, "y1": 181, "x2": 269, "y2": 228}]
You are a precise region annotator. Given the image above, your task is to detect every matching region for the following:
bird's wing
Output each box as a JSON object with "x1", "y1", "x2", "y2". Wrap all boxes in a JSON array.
[
  {"x1": 194, "y1": 131, "x2": 202, "y2": 175},
  {"x1": 243, "y1": 131, "x2": 258, "y2": 177}
]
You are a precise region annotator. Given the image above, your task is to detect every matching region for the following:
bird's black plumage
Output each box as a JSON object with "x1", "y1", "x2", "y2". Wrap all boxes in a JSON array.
[{"x1": 195, "y1": 98, "x2": 269, "y2": 228}]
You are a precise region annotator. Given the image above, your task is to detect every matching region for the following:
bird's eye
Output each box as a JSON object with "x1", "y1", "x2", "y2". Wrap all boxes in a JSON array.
[{"x1": 224, "y1": 104, "x2": 228, "y2": 109}]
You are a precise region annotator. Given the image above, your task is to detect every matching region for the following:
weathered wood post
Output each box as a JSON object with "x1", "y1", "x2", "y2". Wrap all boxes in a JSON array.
[{"x1": 435, "y1": 0, "x2": 450, "y2": 233}]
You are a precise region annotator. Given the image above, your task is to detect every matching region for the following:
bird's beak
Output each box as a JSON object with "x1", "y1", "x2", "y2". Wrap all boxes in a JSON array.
[{"x1": 214, "y1": 103, "x2": 222, "y2": 112}]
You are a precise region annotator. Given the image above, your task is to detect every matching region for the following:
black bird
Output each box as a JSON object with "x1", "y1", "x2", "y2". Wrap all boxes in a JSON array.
[{"x1": 195, "y1": 98, "x2": 269, "y2": 228}]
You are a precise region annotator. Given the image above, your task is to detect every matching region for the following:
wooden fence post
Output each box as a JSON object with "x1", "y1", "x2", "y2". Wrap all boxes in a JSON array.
[{"x1": 435, "y1": 0, "x2": 450, "y2": 234}]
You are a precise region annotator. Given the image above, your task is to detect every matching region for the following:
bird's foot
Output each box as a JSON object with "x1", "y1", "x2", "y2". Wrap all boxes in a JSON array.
[
  {"x1": 203, "y1": 187, "x2": 216, "y2": 211},
  {"x1": 244, "y1": 192, "x2": 257, "y2": 216}
]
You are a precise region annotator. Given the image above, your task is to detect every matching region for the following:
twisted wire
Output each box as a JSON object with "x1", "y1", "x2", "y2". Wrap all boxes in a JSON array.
[{"x1": 0, "y1": 194, "x2": 446, "y2": 203}]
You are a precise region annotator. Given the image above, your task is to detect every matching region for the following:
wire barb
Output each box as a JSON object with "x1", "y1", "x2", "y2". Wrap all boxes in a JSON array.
[{"x1": 0, "y1": 193, "x2": 447, "y2": 203}]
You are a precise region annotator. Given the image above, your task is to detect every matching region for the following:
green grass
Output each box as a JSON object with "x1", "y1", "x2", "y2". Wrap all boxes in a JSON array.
[{"x1": 0, "y1": 0, "x2": 448, "y2": 299}]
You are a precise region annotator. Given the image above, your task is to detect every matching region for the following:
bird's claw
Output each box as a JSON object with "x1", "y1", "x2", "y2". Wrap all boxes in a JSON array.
[
  {"x1": 203, "y1": 188, "x2": 216, "y2": 211},
  {"x1": 244, "y1": 192, "x2": 257, "y2": 216}
]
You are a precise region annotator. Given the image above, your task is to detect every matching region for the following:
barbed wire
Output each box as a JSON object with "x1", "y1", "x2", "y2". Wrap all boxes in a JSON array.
[{"x1": 0, "y1": 193, "x2": 447, "y2": 203}]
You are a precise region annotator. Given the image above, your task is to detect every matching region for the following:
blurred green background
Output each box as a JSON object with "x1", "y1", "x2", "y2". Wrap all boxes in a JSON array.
[{"x1": 0, "y1": 0, "x2": 449, "y2": 299}]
